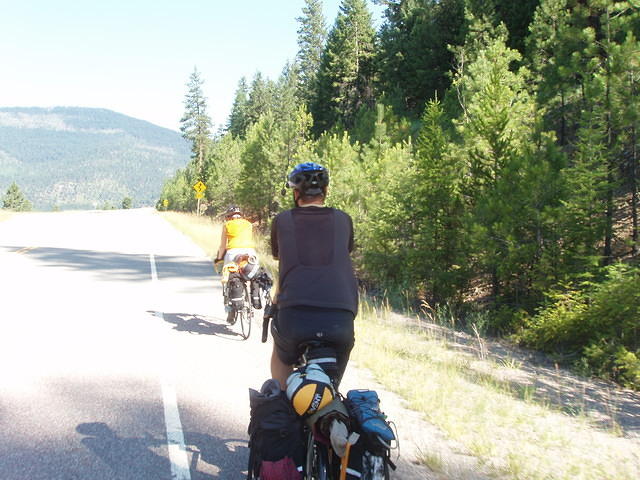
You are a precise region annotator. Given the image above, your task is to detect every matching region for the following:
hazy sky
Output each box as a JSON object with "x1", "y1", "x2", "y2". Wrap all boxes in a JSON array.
[{"x1": 0, "y1": 0, "x2": 384, "y2": 132}]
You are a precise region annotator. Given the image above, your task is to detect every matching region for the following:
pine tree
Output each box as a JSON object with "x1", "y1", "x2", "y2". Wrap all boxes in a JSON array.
[
  {"x1": 204, "y1": 134, "x2": 244, "y2": 213},
  {"x1": 311, "y1": 0, "x2": 377, "y2": 133},
  {"x1": 527, "y1": 0, "x2": 573, "y2": 146},
  {"x1": 452, "y1": 20, "x2": 554, "y2": 311},
  {"x1": 180, "y1": 67, "x2": 212, "y2": 178},
  {"x1": 245, "y1": 72, "x2": 277, "y2": 126},
  {"x1": 237, "y1": 107, "x2": 312, "y2": 223},
  {"x1": 159, "y1": 169, "x2": 193, "y2": 212},
  {"x1": 296, "y1": 0, "x2": 327, "y2": 106},
  {"x1": 556, "y1": 118, "x2": 609, "y2": 280},
  {"x1": 493, "y1": 0, "x2": 540, "y2": 53},
  {"x1": 274, "y1": 62, "x2": 302, "y2": 123},
  {"x1": 593, "y1": 2, "x2": 640, "y2": 260},
  {"x1": 611, "y1": 31, "x2": 640, "y2": 255},
  {"x1": 2, "y1": 182, "x2": 32, "y2": 211},
  {"x1": 316, "y1": 131, "x2": 363, "y2": 213},
  {"x1": 377, "y1": 0, "x2": 466, "y2": 116},
  {"x1": 447, "y1": 12, "x2": 510, "y2": 121},
  {"x1": 413, "y1": 99, "x2": 466, "y2": 303},
  {"x1": 352, "y1": 108, "x2": 416, "y2": 294},
  {"x1": 554, "y1": 1, "x2": 640, "y2": 263},
  {"x1": 227, "y1": 77, "x2": 250, "y2": 138}
]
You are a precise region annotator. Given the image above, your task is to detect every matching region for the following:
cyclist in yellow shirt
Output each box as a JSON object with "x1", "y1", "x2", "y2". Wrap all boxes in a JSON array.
[{"x1": 215, "y1": 206, "x2": 258, "y2": 322}]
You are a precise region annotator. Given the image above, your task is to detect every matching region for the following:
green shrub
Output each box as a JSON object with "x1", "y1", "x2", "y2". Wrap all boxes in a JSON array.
[
  {"x1": 614, "y1": 347, "x2": 640, "y2": 389},
  {"x1": 518, "y1": 264, "x2": 640, "y2": 389}
]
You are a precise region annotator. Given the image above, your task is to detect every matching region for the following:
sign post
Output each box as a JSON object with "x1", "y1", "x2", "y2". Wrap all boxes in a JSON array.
[{"x1": 193, "y1": 181, "x2": 207, "y2": 216}]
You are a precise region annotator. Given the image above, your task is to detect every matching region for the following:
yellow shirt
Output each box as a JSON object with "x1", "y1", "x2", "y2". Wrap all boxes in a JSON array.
[{"x1": 225, "y1": 218, "x2": 255, "y2": 249}]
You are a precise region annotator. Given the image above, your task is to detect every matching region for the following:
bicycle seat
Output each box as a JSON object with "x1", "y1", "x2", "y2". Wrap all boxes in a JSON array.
[{"x1": 298, "y1": 341, "x2": 339, "y2": 387}]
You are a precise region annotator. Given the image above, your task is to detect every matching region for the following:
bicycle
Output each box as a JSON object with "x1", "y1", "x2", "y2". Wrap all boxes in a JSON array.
[
  {"x1": 227, "y1": 273, "x2": 254, "y2": 339},
  {"x1": 297, "y1": 341, "x2": 342, "y2": 480},
  {"x1": 260, "y1": 313, "x2": 395, "y2": 480},
  {"x1": 298, "y1": 342, "x2": 397, "y2": 480},
  {"x1": 260, "y1": 315, "x2": 356, "y2": 479},
  {"x1": 216, "y1": 257, "x2": 272, "y2": 340}
]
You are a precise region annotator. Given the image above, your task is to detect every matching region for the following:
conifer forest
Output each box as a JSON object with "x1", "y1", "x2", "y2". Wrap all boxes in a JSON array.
[{"x1": 160, "y1": 0, "x2": 640, "y2": 389}]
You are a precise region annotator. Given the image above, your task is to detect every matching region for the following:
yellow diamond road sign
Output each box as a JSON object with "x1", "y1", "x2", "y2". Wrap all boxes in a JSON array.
[
  {"x1": 193, "y1": 181, "x2": 206, "y2": 193},
  {"x1": 195, "y1": 191, "x2": 204, "y2": 199}
]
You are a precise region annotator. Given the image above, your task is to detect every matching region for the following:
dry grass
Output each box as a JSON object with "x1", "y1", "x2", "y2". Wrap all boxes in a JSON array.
[
  {"x1": 418, "y1": 450, "x2": 445, "y2": 474},
  {"x1": 0, "y1": 211, "x2": 15, "y2": 222},
  {"x1": 351, "y1": 301, "x2": 640, "y2": 480},
  {"x1": 158, "y1": 210, "x2": 278, "y2": 273},
  {"x1": 159, "y1": 211, "x2": 222, "y2": 258}
]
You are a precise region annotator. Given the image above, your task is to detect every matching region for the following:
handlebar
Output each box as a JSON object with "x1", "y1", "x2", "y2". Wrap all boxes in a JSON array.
[
  {"x1": 261, "y1": 300, "x2": 275, "y2": 343},
  {"x1": 213, "y1": 259, "x2": 224, "y2": 274},
  {"x1": 261, "y1": 316, "x2": 270, "y2": 343}
]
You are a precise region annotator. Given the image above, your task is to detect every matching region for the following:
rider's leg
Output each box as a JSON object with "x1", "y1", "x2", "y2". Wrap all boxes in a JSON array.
[
  {"x1": 270, "y1": 306, "x2": 355, "y2": 388},
  {"x1": 250, "y1": 279, "x2": 262, "y2": 309},
  {"x1": 289, "y1": 307, "x2": 355, "y2": 387},
  {"x1": 220, "y1": 251, "x2": 232, "y2": 314},
  {"x1": 270, "y1": 346, "x2": 293, "y2": 390},
  {"x1": 270, "y1": 307, "x2": 301, "y2": 390}
]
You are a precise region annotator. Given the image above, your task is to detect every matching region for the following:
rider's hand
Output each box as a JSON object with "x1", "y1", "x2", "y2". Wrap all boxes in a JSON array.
[
  {"x1": 213, "y1": 258, "x2": 224, "y2": 273},
  {"x1": 261, "y1": 303, "x2": 277, "y2": 343},
  {"x1": 263, "y1": 303, "x2": 278, "y2": 320}
]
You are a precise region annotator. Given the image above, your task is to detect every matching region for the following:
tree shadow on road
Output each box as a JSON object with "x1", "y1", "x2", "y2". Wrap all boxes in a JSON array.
[
  {"x1": 77, "y1": 422, "x2": 248, "y2": 479},
  {"x1": 12, "y1": 245, "x2": 214, "y2": 283},
  {"x1": 76, "y1": 422, "x2": 183, "y2": 480},
  {"x1": 184, "y1": 431, "x2": 249, "y2": 480},
  {"x1": 146, "y1": 310, "x2": 247, "y2": 341}
]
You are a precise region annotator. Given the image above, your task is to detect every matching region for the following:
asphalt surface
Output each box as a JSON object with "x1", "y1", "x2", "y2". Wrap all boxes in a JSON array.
[
  {"x1": 0, "y1": 208, "x2": 435, "y2": 480},
  {"x1": 0, "y1": 209, "x2": 274, "y2": 480}
]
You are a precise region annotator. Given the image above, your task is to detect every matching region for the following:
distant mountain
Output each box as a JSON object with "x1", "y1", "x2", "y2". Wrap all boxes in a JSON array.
[{"x1": 0, "y1": 107, "x2": 191, "y2": 210}]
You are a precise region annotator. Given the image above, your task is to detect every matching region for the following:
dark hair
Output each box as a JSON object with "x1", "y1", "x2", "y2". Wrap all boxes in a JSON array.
[
  {"x1": 225, "y1": 205, "x2": 242, "y2": 219},
  {"x1": 295, "y1": 187, "x2": 326, "y2": 206}
]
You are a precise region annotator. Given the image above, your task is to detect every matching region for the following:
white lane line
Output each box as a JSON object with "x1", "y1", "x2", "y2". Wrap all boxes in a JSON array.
[{"x1": 150, "y1": 253, "x2": 191, "y2": 480}]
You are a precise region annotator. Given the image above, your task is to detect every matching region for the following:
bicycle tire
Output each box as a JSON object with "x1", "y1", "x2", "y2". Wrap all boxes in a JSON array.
[
  {"x1": 305, "y1": 431, "x2": 330, "y2": 480},
  {"x1": 364, "y1": 451, "x2": 390, "y2": 480},
  {"x1": 239, "y1": 284, "x2": 252, "y2": 340}
]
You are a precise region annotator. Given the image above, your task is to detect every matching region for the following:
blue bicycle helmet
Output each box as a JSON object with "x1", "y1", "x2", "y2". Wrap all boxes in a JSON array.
[{"x1": 287, "y1": 162, "x2": 329, "y2": 196}]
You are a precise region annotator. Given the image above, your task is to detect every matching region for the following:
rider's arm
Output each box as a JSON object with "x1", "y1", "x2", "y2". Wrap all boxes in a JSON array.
[
  {"x1": 347, "y1": 214, "x2": 354, "y2": 253},
  {"x1": 270, "y1": 216, "x2": 279, "y2": 304},
  {"x1": 270, "y1": 216, "x2": 279, "y2": 259},
  {"x1": 271, "y1": 282, "x2": 280, "y2": 305},
  {"x1": 216, "y1": 224, "x2": 227, "y2": 261}
]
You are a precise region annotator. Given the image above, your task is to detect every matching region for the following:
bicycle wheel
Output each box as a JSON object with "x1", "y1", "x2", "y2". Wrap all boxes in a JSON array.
[
  {"x1": 363, "y1": 451, "x2": 390, "y2": 480},
  {"x1": 238, "y1": 284, "x2": 252, "y2": 340},
  {"x1": 305, "y1": 431, "x2": 330, "y2": 480}
]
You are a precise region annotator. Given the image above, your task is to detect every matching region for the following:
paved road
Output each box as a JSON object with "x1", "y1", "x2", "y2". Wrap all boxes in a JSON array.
[
  {"x1": 0, "y1": 208, "x2": 433, "y2": 480},
  {"x1": 0, "y1": 209, "x2": 275, "y2": 480}
]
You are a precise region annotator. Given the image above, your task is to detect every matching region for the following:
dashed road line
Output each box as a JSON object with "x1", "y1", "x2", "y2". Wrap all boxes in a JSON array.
[{"x1": 150, "y1": 253, "x2": 191, "y2": 480}]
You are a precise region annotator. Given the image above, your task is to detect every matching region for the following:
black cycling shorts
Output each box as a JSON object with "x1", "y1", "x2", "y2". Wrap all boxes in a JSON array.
[{"x1": 271, "y1": 305, "x2": 355, "y2": 380}]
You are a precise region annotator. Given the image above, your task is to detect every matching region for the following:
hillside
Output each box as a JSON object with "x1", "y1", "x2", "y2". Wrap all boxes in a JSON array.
[{"x1": 0, "y1": 107, "x2": 191, "y2": 210}]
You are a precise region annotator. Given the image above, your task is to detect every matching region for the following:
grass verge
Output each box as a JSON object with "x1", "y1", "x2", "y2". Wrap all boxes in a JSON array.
[
  {"x1": 0, "y1": 211, "x2": 15, "y2": 222},
  {"x1": 159, "y1": 211, "x2": 221, "y2": 258},
  {"x1": 352, "y1": 300, "x2": 639, "y2": 480},
  {"x1": 158, "y1": 210, "x2": 277, "y2": 273},
  {"x1": 158, "y1": 210, "x2": 639, "y2": 480}
]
